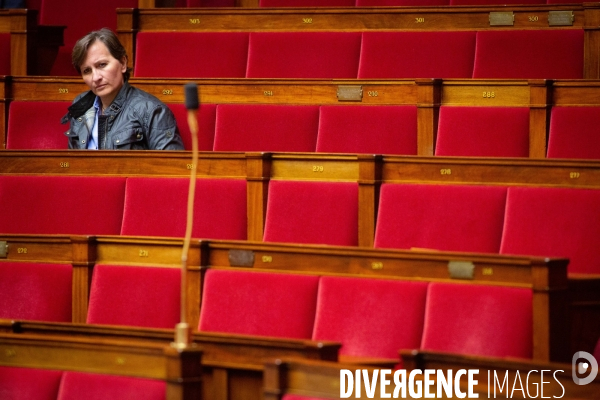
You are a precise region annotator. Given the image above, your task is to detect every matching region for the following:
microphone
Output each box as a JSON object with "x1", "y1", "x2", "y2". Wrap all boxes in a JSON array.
[{"x1": 175, "y1": 83, "x2": 200, "y2": 348}]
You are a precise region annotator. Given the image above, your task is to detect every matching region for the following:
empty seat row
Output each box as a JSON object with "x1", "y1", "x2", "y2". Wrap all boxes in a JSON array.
[
  {"x1": 134, "y1": 30, "x2": 584, "y2": 80},
  {"x1": 8, "y1": 102, "x2": 600, "y2": 160},
  {"x1": 0, "y1": 175, "x2": 598, "y2": 274}
]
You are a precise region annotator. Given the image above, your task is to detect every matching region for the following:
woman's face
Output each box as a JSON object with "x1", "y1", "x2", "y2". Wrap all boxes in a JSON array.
[{"x1": 80, "y1": 40, "x2": 127, "y2": 107}]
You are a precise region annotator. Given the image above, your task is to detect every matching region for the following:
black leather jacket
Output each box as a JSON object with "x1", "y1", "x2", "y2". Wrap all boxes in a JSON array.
[{"x1": 61, "y1": 82, "x2": 184, "y2": 150}]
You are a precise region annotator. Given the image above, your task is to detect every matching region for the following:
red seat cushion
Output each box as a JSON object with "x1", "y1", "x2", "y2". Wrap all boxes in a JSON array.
[
  {"x1": 134, "y1": 32, "x2": 249, "y2": 78},
  {"x1": 500, "y1": 187, "x2": 600, "y2": 275},
  {"x1": 166, "y1": 103, "x2": 216, "y2": 151},
  {"x1": 57, "y1": 371, "x2": 165, "y2": 400},
  {"x1": 358, "y1": 31, "x2": 476, "y2": 79},
  {"x1": 214, "y1": 104, "x2": 319, "y2": 152},
  {"x1": 374, "y1": 184, "x2": 507, "y2": 253},
  {"x1": 473, "y1": 30, "x2": 584, "y2": 79},
  {"x1": 421, "y1": 282, "x2": 533, "y2": 359},
  {"x1": 264, "y1": 180, "x2": 359, "y2": 246},
  {"x1": 7, "y1": 101, "x2": 70, "y2": 149},
  {"x1": 0, "y1": 176, "x2": 126, "y2": 235},
  {"x1": 199, "y1": 269, "x2": 320, "y2": 339},
  {"x1": 435, "y1": 106, "x2": 530, "y2": 157},
  {"x1": 547, "y1": 107, "x2": 600, "y2": 160},
  {"x1": 246, "y1": 32, "x2": 362, "y2": 78},
  {"x1": 316, "y1": 105, "x2": 418, "y2": 155},
  {"x1": 0, "y1": 366, "x2": 62, "y2": 400},
  {"x1": 0, "y1": 262, "x2": 72, "y2": 322},
  {"x1": 86, "y1": 265, "x2": 180, "y2": 329},
  {"x1": 313, "y1": 276, "x2": 428, "y2": 358},
  {"x1": 121, "y1": 177, "x2": 247, "y2": 240}
]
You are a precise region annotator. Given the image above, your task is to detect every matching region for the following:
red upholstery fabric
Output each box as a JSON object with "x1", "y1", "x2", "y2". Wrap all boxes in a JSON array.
[
  {"x1": 57, "y1": 371, "x2": 165, "y2": 400},
  {"x1": 500, "y1": 187, "x2": 600, "y2": 275},
  {"x1": 166, "y1": 103, "x2": 216, "y2": 151},
  {"x1": 199, "y1": 269, "x2": 320, "y2": 339},
  {"x1": 0, "y1": 262, "x2": 72, "y2": 322},
  {"x1": 189, "y1": 0, "x2": 235, "y2": 5},
  {"x1": 213, "y1": 104, "x2": 319, "y2": 152},
  {"x1": 121, "y1": 177, "x2": 247, "y2": 240},
  {"x1": 357, "y1": 0, "x2": 449, "y2": 4},
  {"x1": 0, "y1": 33, "x2": 10, "y2": 75},
  {"x1": 316, "y1": 105, "x2": 418, "y2": 155},
  {"x1": 40, "y1": 0, "x2": 138, "y2": 76},
  {"x1": 260, "y1": 0, "x2": 354, "y2": 6},
  {"x1": 246, "y1": 32, "x2": 362, "y2": 78},
  {"x1": 134, "y1": 32, "x2": 249, "y2": 78},
  {"x1": 0, "y1": 366, "x2": 62, "y2": 400},
  {"x1": 451, "y1": 0, "x2": 544, "y2": 4},
  {"x1": 374, "y1": 184, "x2": 507, "y2": 253},
  {"x1": 263, "y1": 180, "x2": 359, "y2": 246},
  {"x1": 358, "y1": 31, "x2": 476, "y2": 79},
  {"x1": 313, "y1": 276, "x2": 428, "y2": 358},
  {"x1": 0, "y1": 176, "x2": 126, "y2": 235},
  {"x1": 547, "y1": 107, "x2": 600, "y2": 160},
  {"x1": 7, "y1": 101, "x2": 70, "y2": 149},
  {"x1": 421, "y1": 282, "x2": 533, "y2": 359},
  {"x1": 86, "y1": 265, "x2": 180, "y2": 329},
  {"x1": 282, "y1": 396, "x2": 327, "y2": 400},
  {"x1": 473, "y1": 30, "x2": 584, "y2": 79},
  {"x1": 435, "y1": 106, "x2": 530, "y2": 157}
]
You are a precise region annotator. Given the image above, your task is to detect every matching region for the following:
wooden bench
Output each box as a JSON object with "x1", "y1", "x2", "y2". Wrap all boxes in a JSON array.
[{"x1": 0, "y1": 331, "x2": 202, "y2": 400}]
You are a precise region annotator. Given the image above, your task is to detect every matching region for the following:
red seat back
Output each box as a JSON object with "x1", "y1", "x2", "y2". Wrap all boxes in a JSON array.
[
  {"x1": 121, "y1": 177, "x2": 247, "y2": 240},
  {"x1": 7, "y1": 101, "x2": 70, "y2": 149},
  {"x1": 435, "y1": 106, "x2": 530, "y2": 157},
  {"x1": 312, "y1": 276, "x2": 428, "y2": 358},
  {"x1": 421, "y1": 282, "x2": 533, "y2": 359},
  {"x1": 246, "y1": 32, "x2": 362, "y2": 78},
  {"x1": 375, "y1": 183, "x2": 507, "y2": 253},
  {"x1": 547, "y1": 107, "x2": 600, "y2": 160},
  {"x1": 86, "y1": 265, "x2": 180, "y2": 329},
  {"x1": 57, "y1": 371, "x2": 165, "y2": 400},
  {"x1": 166, "y1": 103, "x2": 216, "y2": 151},
  {"x1": 0, "y1": 366, "x2": 62, "y2": 400},
  {"x1": 264, "y1": 180, "x2": 359, "y2": 246},
  {"x1": 0, "y1": 262, "x2": 72, "y2": 322},
  {"x1": 199, "y1": 269, "x2": 320, "y2": 339},
  {"x1": 260, "y1": 0, "x2": 354, "y2": 5},
  {"x1": 213, "y1": 104, "x2": 319, "y2": 152},
  {"x1": 358, "y1": 31, "x2": 476, "y2": 79},
  {"x1": 134, "y1": 32, "x2": 249, "y2": 78},
  {"x1": 500, "y1": 187, "x2": 600, "y2": 275},
  {"x1": 0, "y1": 176, "x2": 126, "y2": 235},
  {"x1": 473, "y1": 30, "x2": 584, "y2": 79},
  {"x1": 316, "y1": 105, "x2": 418, "y2": 155}
]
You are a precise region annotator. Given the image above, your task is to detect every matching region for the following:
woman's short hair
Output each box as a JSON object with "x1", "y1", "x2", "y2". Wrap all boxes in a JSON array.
[{"x1": 72, "y1": 28, "x2": 131, "y2": 81}]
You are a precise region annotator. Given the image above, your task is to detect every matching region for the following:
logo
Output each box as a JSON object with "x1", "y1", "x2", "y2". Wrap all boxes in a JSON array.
[{"x1": 572, "y1": 351, "x2": 598, "y2": 386}]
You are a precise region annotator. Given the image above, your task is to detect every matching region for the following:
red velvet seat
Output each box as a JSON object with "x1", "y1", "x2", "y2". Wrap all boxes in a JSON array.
[
  {"x1": 374, "y1": 183, "x2": 507, "y2": 253},
  {"x1": 198, "y1": 269, "x2": 320, "y2": 339},
  {"x1": 213, "y1": 104, "x2": 319, "y2": 152},
  {"x1": 316, "y1": 105, "x2": 418, "y2": 155},
  {"x1": 0, "y1": 262, "x2": 72, "y2": 322},
  {"x1": 357, "y1": 0, "x2": 449, "y2": 4},
  {"x1": 121, "y1": 177, "x2": 247, "y2": 240},
  {"x1": 0, "y1": 176, "x2": 126, "y2": 235},
  {"x1": 166, "y1": 103, "x2": 216, "y2": 151},
  {"x1": 246, "y1": 32, "x2": 362, "y2": 78},
  {"x1": 473, "y1": 30, "x2": 584, "y2": 79},
  {"x1": 500, "y1": 187, "x2": 600, "y2": 275},
  {"x1": 0, "y1": 366, "x2": 62, "y2": 400},
  {"x1": 57, "y1": 371, "x2": 165, "y2": 400},
  {"x1": 547, "y1": 107, "x2": 600, "y2": 160},
  {"x1": 451, "y1": 0, "x2": 544, "y2": 4},
  {"x1": 358, "y1": 31, "x2": 476, "y2": 79},
  {"x1": 260, "y1": 0, "x2": 354, "y2": 5},
  {"x1": 86, "y1": 265, "x2": 180, "y2": 329},
  {"x1": 435, "y1": 106, "x2": 530, "y2": 157},
  {"x1": 0, "y1": 33, "x2": 10, "y2": 75},
  {"x1": 134, "y1": 32, "x2": 249, "y2": 78},
  {"x1": 421, "y1": 282, "x2": 533, "y2": 359},
  {"x1": 188, "y1": 0, "x2": 235, "y2": 5},
  {"x1": 7, "y1": 101, "x2": 70, "y2": 149},
  {"x1": 40, "y1": 0, "x2": 138, "y2": 76},
  {"x1": 263, "y1": 180, "x2": 359, "y2": 246},
  {"x1": 312, "y1": 276, "x2": 428, "y2": 359}
]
